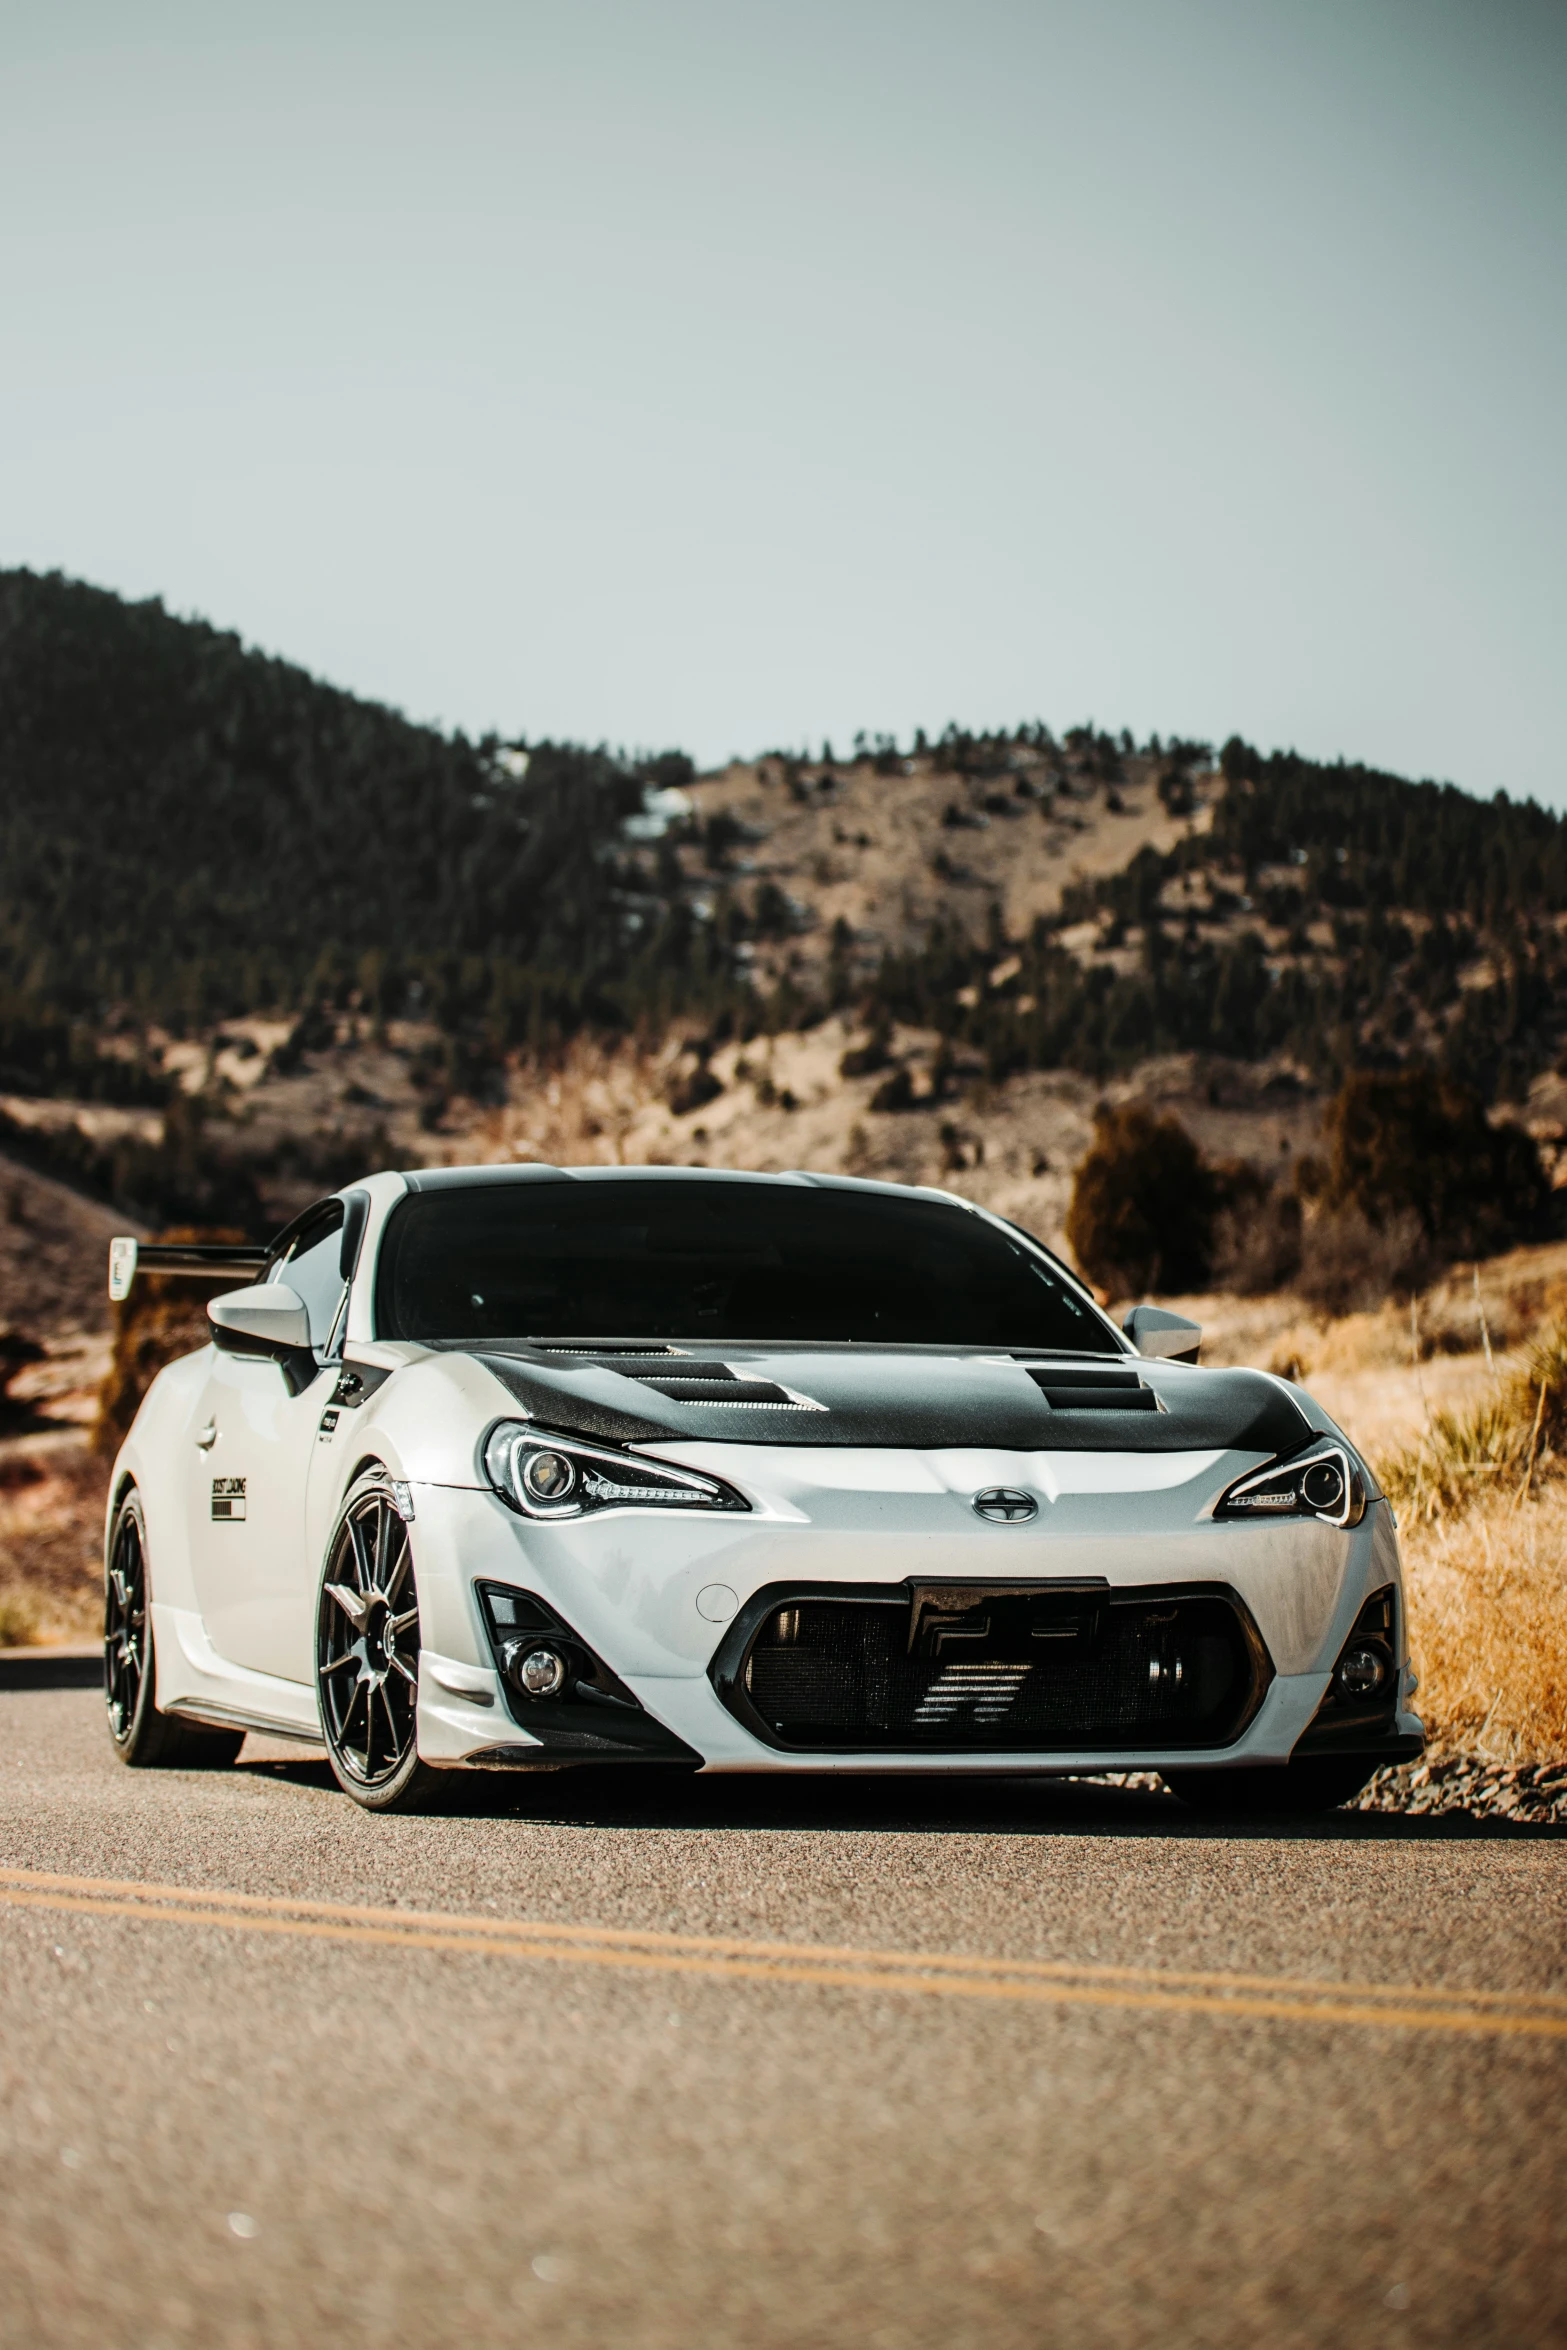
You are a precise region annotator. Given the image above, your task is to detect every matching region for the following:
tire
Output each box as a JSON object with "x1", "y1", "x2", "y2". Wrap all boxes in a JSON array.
[
  {"x1": 315, "y1": 1468, "x2": 441, "y2": 1814},
  {"x1": 104, "y1": 1489, "x2": 244, "y2": 1770},
  {"x1": 1162, "y1": 1757, "x2": 1378, "y2": 1818}
]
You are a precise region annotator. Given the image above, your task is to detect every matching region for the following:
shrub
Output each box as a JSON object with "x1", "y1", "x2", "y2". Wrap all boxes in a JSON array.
[
  {"x1": 1293, "y1": 1205, "x2": 1432, "y2": 1316},
  {"x1": 664, "y1": 1062, "x2": 723, "y2": 1118},
  {"x1": 0, "y1": 1331, "x2": 46, "y2": 1434},
  {"x1": 0, "y1": 1587, "x2": 45, "y2": 1645},
  {"x1": 1210, "y1": 1166, "x2": 1302, "y2": 1295},
  {"x1": 1321, "y1": 1068, "x2": 1551, "y2": 1257},
  {"x1": 1066, "y1": 1106, "x2": 1215, "y2": 1295},
  {"x1": 840, "y1": 1024, "x2": 892, "y2": 1079},
  {"x1": 752, "y1": 882, "x2": 795, "y2": 937},
  {"x1": 870, "y1": 1067, "x2": 916, "y2": 1113}
]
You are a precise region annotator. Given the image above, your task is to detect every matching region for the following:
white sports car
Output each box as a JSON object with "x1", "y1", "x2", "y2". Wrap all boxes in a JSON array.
[{"x1": 102, "y1": 1165, "x2": 1422, "y2": 1814}]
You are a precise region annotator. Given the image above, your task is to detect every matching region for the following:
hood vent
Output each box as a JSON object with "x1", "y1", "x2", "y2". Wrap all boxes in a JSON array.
[
  {"x1": 535, "y1": 1344, "x2": 683, "y2": 1359},
  {"x1": 643, "y1": 1379, "x2": 805, "y2": 1407},
  {"x1": 621, "y1": 1363, "x2": 825, "y2": 1411},
  {"x1": 1021, "y1": 1366, "x2": 1160, "y2": 1413}
]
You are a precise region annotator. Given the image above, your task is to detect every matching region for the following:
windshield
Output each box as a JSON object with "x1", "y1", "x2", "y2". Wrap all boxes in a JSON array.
[{"x1": 374, "y1": 1177, "x2": 1119, "y2": 1352}]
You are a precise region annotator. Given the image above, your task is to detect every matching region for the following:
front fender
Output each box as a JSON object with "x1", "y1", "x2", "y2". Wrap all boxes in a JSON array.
[{"x1": 303, "y1": 1349, "x2": 517, "y2": 1580}]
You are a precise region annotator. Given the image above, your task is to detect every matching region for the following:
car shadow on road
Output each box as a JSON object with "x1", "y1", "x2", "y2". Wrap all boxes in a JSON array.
[{"x1": 236, "y1": 1754, "x2": 1567, "y2": 1842}]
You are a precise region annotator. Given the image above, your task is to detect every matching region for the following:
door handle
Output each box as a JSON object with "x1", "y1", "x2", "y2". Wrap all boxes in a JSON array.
[{"x1": 195, "y1": 1420, "x2": 218, "y2": 1452}]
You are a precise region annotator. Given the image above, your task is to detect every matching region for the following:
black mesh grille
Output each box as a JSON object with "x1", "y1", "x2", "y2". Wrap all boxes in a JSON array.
[{"x1": 726, "y1": 1585, "x2": 1266, "y2": 1751}]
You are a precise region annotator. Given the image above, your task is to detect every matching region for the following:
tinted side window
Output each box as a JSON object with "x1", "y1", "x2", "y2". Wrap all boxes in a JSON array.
[{"x1": 280, "y1": 1206, "x2": 346, "y2": 1351}]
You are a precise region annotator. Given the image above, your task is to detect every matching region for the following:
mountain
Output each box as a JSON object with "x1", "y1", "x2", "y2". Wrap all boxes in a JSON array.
[
  {"x1": 0, "y1": 567, "x2": 717, "y2": 1077},
  {"x1": 674, "y1": 730, "x2": 1567, "y2": 1106},
  {"x1": 8, "y1": 566, "x2": 1567, "y2": 1104}
]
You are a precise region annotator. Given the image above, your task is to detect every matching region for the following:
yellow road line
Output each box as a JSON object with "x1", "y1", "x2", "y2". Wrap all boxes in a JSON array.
[
  {"x1": 1, "y1": 1866, "x2": 1563, "y2": 2042},
  {"x1": 4, "y1": 1864, "x2": 1565, "y2": 2012}
]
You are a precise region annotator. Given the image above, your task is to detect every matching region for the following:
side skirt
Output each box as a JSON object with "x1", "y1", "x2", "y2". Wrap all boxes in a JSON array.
[
  {"x1": 165, "y1": 1699, "x2": 326, "y2": 1749},
  {"x1": 151, "y1": 1603, "x2": 324, "y2": 1745}
]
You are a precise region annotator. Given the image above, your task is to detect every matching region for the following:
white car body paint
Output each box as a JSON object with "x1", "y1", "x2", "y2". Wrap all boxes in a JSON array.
[{"x1": 106, "y1": 1165, "x2": 1423, "y2": 1780}]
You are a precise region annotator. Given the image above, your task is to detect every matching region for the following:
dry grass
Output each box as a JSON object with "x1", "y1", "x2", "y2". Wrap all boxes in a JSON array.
[
  {"x1": 1379, "y1": 1319, "x2": 1567, "y2": 1524},
  {"x1": 1395, "y1": 1483, "x2": 1567, "y2": 1763},
  {"x1": 1370, "y1": 1316, "x2": 1567, "y2": 1763},
  {"x1": 1175, "y1": 1248, "x2": 1567, "y2": 1764}
]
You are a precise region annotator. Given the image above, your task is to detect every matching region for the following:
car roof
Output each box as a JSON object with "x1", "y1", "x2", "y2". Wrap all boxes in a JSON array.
[{"x1": 397, "y1": 1164, "x2": 955, "y2": 1205}]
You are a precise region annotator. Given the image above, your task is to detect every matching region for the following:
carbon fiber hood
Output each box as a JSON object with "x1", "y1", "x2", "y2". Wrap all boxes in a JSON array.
[{"x1": 457, "y1": 1344, "x2": 1314, "y2": 1456}]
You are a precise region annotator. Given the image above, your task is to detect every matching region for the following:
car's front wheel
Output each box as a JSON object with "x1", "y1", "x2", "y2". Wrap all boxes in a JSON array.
[
  {"x1": 315, "y1": 1469, "x2": 441, "y2": 1813},
  {"x1": 105, "y1": 1488, "x2": 244, "y2": 1769},
  {"x1": 1162, "y1": 1757, "x2": 1378, "y2": 1818}
]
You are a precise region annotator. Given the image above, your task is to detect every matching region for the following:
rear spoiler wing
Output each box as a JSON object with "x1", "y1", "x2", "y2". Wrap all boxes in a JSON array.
[{"x1": 108, "y1": 1238, "x2": 270, "y2": 1303}]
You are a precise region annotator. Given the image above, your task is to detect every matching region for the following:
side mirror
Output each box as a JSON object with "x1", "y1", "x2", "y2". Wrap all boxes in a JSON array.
[
  {"x1": 1123, "y1": 1303, "x2": 1201, "y2": 1363},
  {"x1": 208, "y1": 1285, "x2": 317, "y2": 1391}
]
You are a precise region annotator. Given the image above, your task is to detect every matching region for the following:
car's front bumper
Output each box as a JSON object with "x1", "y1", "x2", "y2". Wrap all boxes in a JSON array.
[{"x1": 404, "y1": 1442, "x2": 1420, "y2": 1776}]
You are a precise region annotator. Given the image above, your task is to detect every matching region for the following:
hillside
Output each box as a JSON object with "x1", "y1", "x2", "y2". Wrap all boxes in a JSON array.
[
  {"x1": 6, "y1": 565, "x2": 1567, "y2": 1295},
  {"x1": 674, "y1": 737, "x2": 1567, "y2": 1103},
  {"x1": 0, "y1": 567, "x2": 717, "y2": 1068}
]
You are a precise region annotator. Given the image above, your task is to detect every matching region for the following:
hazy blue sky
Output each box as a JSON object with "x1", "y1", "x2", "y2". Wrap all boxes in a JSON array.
[{"x1": 2, "y1": 1, "x2": 1562, "y2": 794}]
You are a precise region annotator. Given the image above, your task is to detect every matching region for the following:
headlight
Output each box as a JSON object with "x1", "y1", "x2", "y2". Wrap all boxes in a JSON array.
[
  {"x1": 1216, "y1": 1442, "x2": 1367, "y2": 1529},
  {"x1": 482, "y1": 1421, "x2": 750, "y2": 1521}
]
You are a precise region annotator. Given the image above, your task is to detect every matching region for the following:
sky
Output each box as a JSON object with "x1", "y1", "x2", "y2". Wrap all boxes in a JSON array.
[{"x1": 1, "y1": 0, "x2": 1563, "y2": 796}]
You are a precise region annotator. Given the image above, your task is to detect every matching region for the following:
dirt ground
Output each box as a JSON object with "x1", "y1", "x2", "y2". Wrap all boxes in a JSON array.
[{"x1": 0, "y1": 1156, "x2": 132, "y2": 1341}]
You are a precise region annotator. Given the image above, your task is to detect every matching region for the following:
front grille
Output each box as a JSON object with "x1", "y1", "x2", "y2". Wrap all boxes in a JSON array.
[{"x1": 716, "y1": 1582, "x2": 1269, "y2": 1752}]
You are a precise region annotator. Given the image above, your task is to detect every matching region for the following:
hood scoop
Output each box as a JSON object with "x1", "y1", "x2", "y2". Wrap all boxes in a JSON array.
[
  {"x1": 534, "y1": 1344, "x2": 685, "y2": 1360},
  {"x1": 1020, "y1": 1366, "x2": 1160, "y2": 1413},
  {"x1": 620, "y1": 1363, "x2": 825, "y2": 1411}
]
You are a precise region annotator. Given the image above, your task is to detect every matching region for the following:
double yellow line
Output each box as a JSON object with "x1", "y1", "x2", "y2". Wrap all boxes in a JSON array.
[{"x1": 2, "y1": 1865, "x2": 1564, "y2": 2042}]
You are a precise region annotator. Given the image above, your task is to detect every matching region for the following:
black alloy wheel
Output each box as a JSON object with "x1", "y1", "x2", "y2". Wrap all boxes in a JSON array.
[
  {"x1": 104, "y1": 1492, "x2": 149, "y2": 1745},
  {"x1": 316, "y1": 1470, "x2": 438, "y2": 1811},
  {"x1": 104, "y1": 1489, "x2": 243, "y2": 1769}
]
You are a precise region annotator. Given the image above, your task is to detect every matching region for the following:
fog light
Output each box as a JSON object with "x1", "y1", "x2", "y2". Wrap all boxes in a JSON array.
[
  {"x1": 515, "y1": 1647, "x2": 567, "y2": 1697},
  {"x1": 521, "y1": 1450, "x2": 575, "y2": 1503},
  {"x1": 1337, "y1": 1644, "x2": 1387, "y2": 1700}
]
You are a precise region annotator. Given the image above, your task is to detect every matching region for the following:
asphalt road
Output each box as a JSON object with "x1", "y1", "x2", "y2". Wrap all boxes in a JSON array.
[{"x1": 1, "y1": 1680, "x2": 1564, "y2": 2350}]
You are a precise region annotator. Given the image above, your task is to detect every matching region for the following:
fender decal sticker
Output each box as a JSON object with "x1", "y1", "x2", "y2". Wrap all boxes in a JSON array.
[{"x1": 211, "y1": 1477, "x2": 247, "y2": 1522}]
